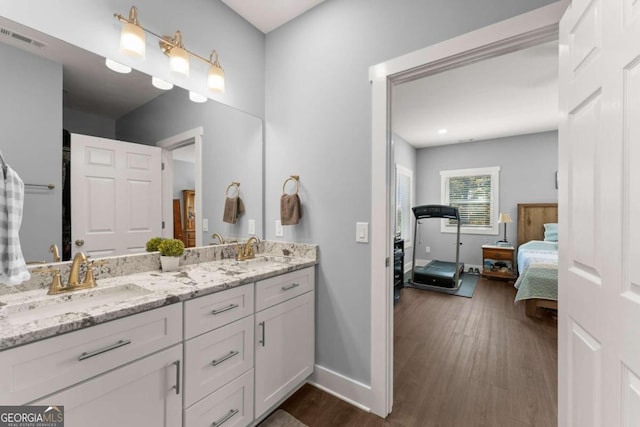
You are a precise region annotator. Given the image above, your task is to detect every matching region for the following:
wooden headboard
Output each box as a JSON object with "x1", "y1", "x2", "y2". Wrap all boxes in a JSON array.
[{"x1": 517, "y1": 203, "x2": 558, "y2": 248}]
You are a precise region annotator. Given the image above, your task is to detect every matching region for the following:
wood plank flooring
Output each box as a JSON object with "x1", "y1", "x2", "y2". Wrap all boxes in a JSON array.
[{"x1": 278, "y1": 277, "x2": 558, "y2": 426}]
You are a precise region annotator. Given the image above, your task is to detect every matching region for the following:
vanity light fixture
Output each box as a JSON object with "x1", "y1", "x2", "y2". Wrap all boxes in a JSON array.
[
  {"x1": 105, "y1": 58, "x2": 132, "y2": 74},
  {"x1": 152, "y1": 76, "x2": 173, "y2": 90},
  {"x1": 189, "y1": 91, "x2": 207, "y2": 103},
  {"x1": 114, "y1": 6, "x2": 225, "y2": 92},
  {"x1": 118, "y1": 6, "x2": 145, "y2": 58}
]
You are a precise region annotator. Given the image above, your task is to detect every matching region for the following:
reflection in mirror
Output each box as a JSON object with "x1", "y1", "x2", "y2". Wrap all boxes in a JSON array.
[{"x1": 0, "y1": 17, "x2": 263, "y2": 265}]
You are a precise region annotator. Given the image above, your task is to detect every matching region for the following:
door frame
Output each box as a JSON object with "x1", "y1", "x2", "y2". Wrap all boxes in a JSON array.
[
  {"x1": 368, "y1": 1, "x2": 569, "y2": 417},
  {"x1": 157, "y1": 127, "x2": 203, "y2": 246}
]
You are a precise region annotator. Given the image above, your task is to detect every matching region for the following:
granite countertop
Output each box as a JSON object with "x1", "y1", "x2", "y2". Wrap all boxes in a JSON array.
[{"x1": 0, "y1": 247, "x2": 317, "y2": 351}]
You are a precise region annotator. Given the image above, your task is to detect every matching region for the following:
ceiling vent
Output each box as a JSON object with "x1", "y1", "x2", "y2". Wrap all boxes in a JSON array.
[{"x1": 0, "y1": 27, "x2": 46, "y2": 49}]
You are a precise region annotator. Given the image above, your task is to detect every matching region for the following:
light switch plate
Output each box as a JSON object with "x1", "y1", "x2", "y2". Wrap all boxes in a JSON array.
[
  {"x1": 356, "y1": 222, "x2": 369, "y2": 243},
  {"x1": 202, "y1": 218, "x2": 208, "y2": 232},
  {"x1": 248, "y1": 219, "x2": 256, "y2": 235},
  {"x1": 275, "y1": 220, "x2": 284, "y2": 237}
]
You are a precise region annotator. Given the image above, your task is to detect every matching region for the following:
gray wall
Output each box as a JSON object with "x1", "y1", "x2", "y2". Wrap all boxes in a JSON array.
[
  {"x1": 0, "y1": 42, "x2": 62, "y2": 264},
  {"x1": 415, "y1": 131, "x2": 558, "y2": 267},
  {"x1": 173, "y1": 160, "x2": 195, "y2": 200},
  {"x1": 63, "y1": 108, "x2": 115, "y2": 139},
  {"x1": 265, "y1": 0, "x2": 557, "y2": 384},
  {"x1": 116, "y1": 88, "x2": 263, "y2": 242}
]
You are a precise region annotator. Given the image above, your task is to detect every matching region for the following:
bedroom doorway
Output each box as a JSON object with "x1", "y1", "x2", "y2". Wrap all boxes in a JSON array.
[{"x1": 368, "y1": 2, "x2": 569, "y2": 417}]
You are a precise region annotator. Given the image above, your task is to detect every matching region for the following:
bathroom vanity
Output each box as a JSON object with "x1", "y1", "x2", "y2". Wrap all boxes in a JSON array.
[{"x1": 0, "y1": 242, "x2": 317, "y2": 427}]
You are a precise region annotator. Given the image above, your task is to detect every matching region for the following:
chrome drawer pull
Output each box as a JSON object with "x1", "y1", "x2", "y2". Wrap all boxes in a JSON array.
[
  {"x1": 212, "y1": 409, "x2": 239, "y2": 426},
  {"x1": 259, "y1": 321, "x2": 265, "y2": 347},
  {"x1": 211, "y1": 350, "x2": 239, "y2": 366},
  {"x1": 172, "y1": 360, "x2": 181, "y2": 395},
  {"x1": 211, "y1": 303, "x2": 239, "y2": 315},
  {"x1": 282, "y1": 283, "x2": 300, "y2": 291},
  {"x1": 78, "y1": 339, "x2": 131, "y2": 361}
]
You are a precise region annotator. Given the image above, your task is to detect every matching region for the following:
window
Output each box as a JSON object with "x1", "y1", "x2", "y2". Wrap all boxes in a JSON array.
[
  {"x1": 440, "y1": 166, "x2": 500, "y2": 235},
  {"x1": 396, "y1": 165, "x2": 413, "y2": 244}
]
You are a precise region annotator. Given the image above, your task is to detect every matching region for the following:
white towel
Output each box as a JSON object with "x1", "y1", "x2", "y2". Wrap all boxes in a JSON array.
[{"x1": 0, "y1": 165, "x2": 31, "y2": 285}]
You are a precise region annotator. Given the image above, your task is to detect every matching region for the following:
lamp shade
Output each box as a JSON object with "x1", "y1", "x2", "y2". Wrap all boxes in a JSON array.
[
  {"x1": 169, "y1": 46, "x2": 190, "y2": 77},
  {"x1": 188, "y1": 91, "x2": 207, "y2": 103},
  {"x1": 498, "y1": 213, "x2": 512, "y2": 223},
  {"x1": 207, "y1": 64, "x2": 225, "y2": 93},
  {"x1": 120, "y1": 22, "x2": 145, "y2": 58},
  {"x1": 105, "y1": 58, "x2": 131, "y2": 74},
  {"x1": 152, "y1": 77, "x2": 173, "y2": 90}
]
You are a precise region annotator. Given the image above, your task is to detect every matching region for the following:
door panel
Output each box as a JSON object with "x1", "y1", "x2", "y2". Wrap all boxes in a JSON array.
[
  {"x1": 560, "y1": 0, "x2": 640, "y2": 425},
  {"x1": 71, "y1": 134, "x2": 161, "y2": 257}
]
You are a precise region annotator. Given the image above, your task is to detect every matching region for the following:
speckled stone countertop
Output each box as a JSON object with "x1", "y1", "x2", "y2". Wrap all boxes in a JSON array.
[{"x1": 0, "y1": 241, "x2": 318, "y2": 351}]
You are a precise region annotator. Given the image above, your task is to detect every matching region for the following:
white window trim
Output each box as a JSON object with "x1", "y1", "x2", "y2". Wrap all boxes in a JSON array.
[
  {"x1": 440, "y1": 166, "x2": 500, "y2": 235},
  {"x1": 395, "y1": 164, "x2": 414, "y2": 248}
]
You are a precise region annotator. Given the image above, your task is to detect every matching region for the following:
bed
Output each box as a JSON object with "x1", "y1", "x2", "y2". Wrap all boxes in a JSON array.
[{"x1": 515, "y1": 203, "x2": 558, "y2": 317}]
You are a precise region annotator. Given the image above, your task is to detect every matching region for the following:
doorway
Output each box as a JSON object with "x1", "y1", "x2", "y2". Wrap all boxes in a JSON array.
[
  {"x1": 157, "y1": 127, "x2": 203, "y2": 247},
  {"x1": 368, "y1": 2, "x2": 569, "y2": 417}
]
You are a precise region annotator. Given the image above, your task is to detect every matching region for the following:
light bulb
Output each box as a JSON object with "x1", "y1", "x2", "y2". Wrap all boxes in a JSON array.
[
  {"x1": 189, "y1": 91, "x2": 207, "y2": 103},
  {"x1": 152, "y1": 77, "x2": 173, "y2": 90},
  {"x1": 169, "y1": 47, "x2": 190, "y2": 77},
  {"x1": 105, "y1": 58, "x2": 131, "y2": 74},
  {"x1": 120, "y1": 22, "x2": 145, "y2": 58},
  {"x1": 207, "y1": 63, "x2": 225, "y2": 93}
]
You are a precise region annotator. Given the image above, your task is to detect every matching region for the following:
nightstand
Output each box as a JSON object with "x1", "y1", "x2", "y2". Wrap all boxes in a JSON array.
[{"x1": 482, "y1": 244, "x2": 517, "y2": 280}]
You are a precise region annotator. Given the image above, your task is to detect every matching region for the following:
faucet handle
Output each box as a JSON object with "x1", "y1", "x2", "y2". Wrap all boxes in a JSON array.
[{"x1": 37, "y1": 268, "x2": 65, "y2": 295}]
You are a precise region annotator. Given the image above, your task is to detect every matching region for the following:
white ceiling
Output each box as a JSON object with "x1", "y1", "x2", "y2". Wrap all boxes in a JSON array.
[
  {"x1": 220, "y1": 0, "x2": 326, "y2": 33},
  {"x1": 392, "y1": 41, "x2": 559, "y2": 148}
]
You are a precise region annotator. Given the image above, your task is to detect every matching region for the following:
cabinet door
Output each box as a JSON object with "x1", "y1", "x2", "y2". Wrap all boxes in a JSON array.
[
  {"x1": 35, "y1": 345, "x2": 182, "y2": 427},
  {"x1": 254, "y1": 291, "x2": 314, "y2": 418}
]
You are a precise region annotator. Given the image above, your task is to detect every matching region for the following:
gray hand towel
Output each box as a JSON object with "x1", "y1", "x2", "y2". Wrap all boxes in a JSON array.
[
  {"x1": 0, "y1": 165, "x2": 30, "y2": 285},
  {"x1": 280, "y1": 193, "x2": 302, "y2": 225}
]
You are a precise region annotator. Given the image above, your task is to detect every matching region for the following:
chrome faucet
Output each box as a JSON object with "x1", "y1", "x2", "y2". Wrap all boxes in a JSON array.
[
  {"x1": 211, "y1": 233, "x2": 225, "y2": 245},
  {"x1": 237, "y1": 236, "x2": 260, "y2": 261}
]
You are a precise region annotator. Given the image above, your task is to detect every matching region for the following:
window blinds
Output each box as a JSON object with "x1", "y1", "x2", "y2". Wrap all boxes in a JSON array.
[{"x1": 447, "y1": 174, "x2": 492, "y2": 227}]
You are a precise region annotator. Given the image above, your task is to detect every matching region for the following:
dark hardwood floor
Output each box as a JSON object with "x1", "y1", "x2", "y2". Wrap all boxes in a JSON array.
[{"x1": 278, "y1": 277, "x2": 558, "y2": 426}]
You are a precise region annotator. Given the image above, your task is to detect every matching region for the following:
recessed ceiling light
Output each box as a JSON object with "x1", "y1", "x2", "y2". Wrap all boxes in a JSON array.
[
  {"x1": 105, "y1": 58, "x2": 131, "y2": 74},
  {"x1": 438, "y1": 128, "x2": 448, "y2": 135}
]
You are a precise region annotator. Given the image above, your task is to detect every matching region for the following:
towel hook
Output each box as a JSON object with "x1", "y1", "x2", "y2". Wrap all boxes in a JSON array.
[
  {"x1": 225, "y1": 181, "x2": 240, "y2": 198},
  {"x1": 282, "y1": 175, "x2": 299, "y2": 195}
]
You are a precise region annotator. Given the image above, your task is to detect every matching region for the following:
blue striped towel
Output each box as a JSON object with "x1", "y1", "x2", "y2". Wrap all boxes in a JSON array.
[{"x1": 0, "y1": 165, "x2": 30, "y2": 285}]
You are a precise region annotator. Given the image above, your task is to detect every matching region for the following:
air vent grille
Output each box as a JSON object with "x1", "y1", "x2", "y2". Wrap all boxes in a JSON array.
[{"x1": 0, "y1": 26, "x2": 46, "y2": 49}]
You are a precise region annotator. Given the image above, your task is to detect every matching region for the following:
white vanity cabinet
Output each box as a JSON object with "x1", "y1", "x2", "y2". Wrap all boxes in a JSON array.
[
  {"x1": 183, "y1": 284, "x2": 255, "y2": 427},
  {"x1": 0, "y1": 304, "x2": 182, "y2": 405},
  {"x1": 254, "y1": 267, "x2": 315, "y2": 419},
  {"x1": 34, "y1": 344, "x2": 182, "y2": 427}
]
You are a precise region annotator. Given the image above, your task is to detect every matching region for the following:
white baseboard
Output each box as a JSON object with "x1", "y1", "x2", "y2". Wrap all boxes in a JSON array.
[{"x1": 308, "y1": 364, "x2": 372, "y2": 413}]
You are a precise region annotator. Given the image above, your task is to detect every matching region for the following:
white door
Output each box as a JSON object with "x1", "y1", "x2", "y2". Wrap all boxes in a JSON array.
[
  {"x1": 35, "y1": 345, "x2": 182, "y2": 427},
  {"x1": 254, "y1": 292, "x2": 314, "y2": 418},
  {"x1": 71, "y1": 134, "x2": 162, "y2": 258},
  {"x1": 559, "y1": 1, "x2": 640, "y2": 426}
]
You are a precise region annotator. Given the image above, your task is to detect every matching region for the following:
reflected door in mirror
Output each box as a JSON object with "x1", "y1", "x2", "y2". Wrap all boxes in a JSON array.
[{"x1": 71, "y1": 134, "x2": 162, "y2": 257}]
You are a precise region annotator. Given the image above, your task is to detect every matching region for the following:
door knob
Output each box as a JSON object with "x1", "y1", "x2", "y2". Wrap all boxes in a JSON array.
[{"x1": 75, "y1": 239, "x2": 85, "y2": 247}]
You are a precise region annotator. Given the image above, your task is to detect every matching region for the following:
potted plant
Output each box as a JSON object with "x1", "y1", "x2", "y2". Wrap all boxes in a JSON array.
[
  {"x1": 157, "y1": 238, "x2": 185, "y2": 272},
  {"x1": 145, "y1": 236, "x2": 164, "y2": 252}
]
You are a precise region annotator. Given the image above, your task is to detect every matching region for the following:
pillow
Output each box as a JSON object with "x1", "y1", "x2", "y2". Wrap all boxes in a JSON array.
[{"x1": 544, "y1": 223, "x2": 558, "y2": 242}]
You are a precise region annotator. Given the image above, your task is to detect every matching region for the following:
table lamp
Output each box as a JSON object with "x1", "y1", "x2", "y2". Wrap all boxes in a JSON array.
[{"x1": 497, "y1": 212, "x2": 512, "y2": 243}]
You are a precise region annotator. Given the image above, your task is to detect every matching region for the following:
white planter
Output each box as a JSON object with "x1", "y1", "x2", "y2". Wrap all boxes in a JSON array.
[{"x1": 160, "y1": 256, "x2": 180, "y2": 272}]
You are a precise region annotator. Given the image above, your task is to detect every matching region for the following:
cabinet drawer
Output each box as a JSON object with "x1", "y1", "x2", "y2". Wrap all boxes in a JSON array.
[
  {"x1": 184, "y1": 284, "x2": 254, "y2": 339},
  {"x1": 483, "y1": 249, "x2": 512, "y2": 260},
  {"x1": 184, "y1": 315, "x2": 254, "y2": 407},
  {"x1": 256, "y1": 267, "x2": 314, "y2": 312},
  {"x1": 184, "y1": 368, "x2": 254, "y2": 427},
  {"x1": 0, "y1": 304, "x2": 182, "y2": 405}
]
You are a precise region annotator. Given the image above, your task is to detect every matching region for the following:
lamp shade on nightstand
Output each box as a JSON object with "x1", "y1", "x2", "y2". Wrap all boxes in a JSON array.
[{"x1": 497, "y1": 212, "x2": 512, "y2": 243}]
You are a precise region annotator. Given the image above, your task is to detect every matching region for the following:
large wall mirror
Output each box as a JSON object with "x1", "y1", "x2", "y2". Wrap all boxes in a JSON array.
[{"x1": 0, "y1": 16, "x2": 263, "y2": 264}]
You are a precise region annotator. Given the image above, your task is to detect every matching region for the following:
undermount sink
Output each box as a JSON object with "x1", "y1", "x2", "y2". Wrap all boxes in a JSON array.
[
  {"x1": 0, "y1": 284, "x2": 152, "y2": 325},
  {"x1": 235, "y1": 255, "x2": 292, "y2": 267}
]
